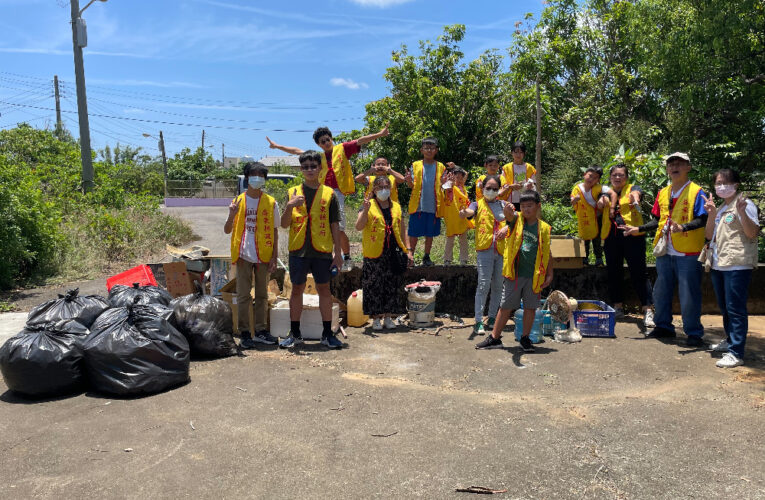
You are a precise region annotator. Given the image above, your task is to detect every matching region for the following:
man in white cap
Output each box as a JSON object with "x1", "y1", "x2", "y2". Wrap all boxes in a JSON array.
[{"x1": 624, "y1": 152, "x2": 708, "y2": 345}]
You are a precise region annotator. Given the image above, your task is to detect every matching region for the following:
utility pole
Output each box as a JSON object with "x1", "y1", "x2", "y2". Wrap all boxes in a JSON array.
[
  {"x1": 70, "y1": 0, "x2": 94, "y2": 193},
  {"x1": 535, "y1": 78, "x2": 542, "y2": 192},
  {"x1": 201, "y1": 129, "x2": 205, "y2": 150},
  {"x1": 53, "y1": 75, "x2": 63, "y2": 134},
  {"x1": 159, "y1": 130, "x2": 168, "y2": 199}
]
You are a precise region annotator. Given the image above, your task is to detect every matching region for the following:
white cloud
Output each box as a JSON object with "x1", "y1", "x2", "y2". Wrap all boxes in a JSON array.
[
  {"x1": 330, "y1": 77, "x2": 369, "y2": 90},
  {"x1": 348, "y1": 0, "x2": 414, "y2": 7}
]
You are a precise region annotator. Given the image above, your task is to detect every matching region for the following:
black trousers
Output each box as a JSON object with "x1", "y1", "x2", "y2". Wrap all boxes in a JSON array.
[{"x1": 603, "y1": 231, "x2": 653, "y2": 306}]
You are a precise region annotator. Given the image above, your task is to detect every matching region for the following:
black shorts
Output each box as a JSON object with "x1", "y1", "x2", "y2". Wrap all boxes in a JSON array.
[{"x1": 289, "y1": 255, "x2": 332, "y2": 285}]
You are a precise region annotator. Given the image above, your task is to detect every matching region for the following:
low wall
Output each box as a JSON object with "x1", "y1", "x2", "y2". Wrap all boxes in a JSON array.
[{"x1": 330, "y1": 264, "x2": 765, "y2": 316}]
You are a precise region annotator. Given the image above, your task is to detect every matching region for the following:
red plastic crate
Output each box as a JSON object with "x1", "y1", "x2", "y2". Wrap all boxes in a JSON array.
[{"x1": 106, "y1": 264, "x2": 158, "y2": 291}]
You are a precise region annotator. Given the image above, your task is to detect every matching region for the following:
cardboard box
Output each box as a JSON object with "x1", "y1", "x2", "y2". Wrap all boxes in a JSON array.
[
  {"x1": 550, "y1": 236, "x2": 586, "y2": 269},
  {"x1": 163, "y1": 261, "x2": 197, "y2": 297}
]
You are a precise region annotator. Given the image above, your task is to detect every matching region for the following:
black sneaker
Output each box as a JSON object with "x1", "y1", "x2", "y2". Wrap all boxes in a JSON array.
[
  {"x1": 519, "y1": 335, "x2": 535, "y2": 352},
  {"x1": 253, "y1": 330, "x2": 277, "y2": 345},
  {"x1": 421, "y1": 255, "x2": 434, "y2": 267},
  {"x1": 646, "y1": 327, "x2": 676, "y2": 338},
  {"x1": 475, "y1": 335, "x2": 503, "y2": 349},
  {"x1": 240, "y1": 337, "x2": 258, "y2": 349},
  {"x1": 320, "y1": 334, "x2": 344, "y2": 349},
  {"x1": 686, "y1": 335, "x2": 705, "y2": 347}
]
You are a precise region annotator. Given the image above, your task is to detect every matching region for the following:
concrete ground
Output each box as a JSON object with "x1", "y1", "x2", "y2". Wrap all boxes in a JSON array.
[{"x1": 1, "y1": 313, "x2": 763, "y2": 499}]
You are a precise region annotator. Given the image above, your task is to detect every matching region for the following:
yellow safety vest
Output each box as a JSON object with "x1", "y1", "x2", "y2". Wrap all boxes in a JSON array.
[
  {"x1": 408, "y1": 160, "x2": 445, "y2": 217},
  {"x1": 601, "y1": 184, "x2": 645, "y2": 239},
  {"x1": 474, "y1": 198, "x2": 506, "y2": 255},
  {"x1": 230, "y1": 192, "x2": 275, "y2": 264},
  {"x1": 364, "y1": 174, "x2": 399, "y2": 203},
  {"x1": 653, "y1": 182, "x2": 706, "y2": 254},
  {"x1": 319, "y1": 144, "x2": 355, "y2": 195},
  {"x1": 361, "y1": 200, "x2": 408, "y2": 259},
  {"x1": 444, "y1": 185, "x2": 475, "y2": 237},
  {"x1": 288, "y1": 184, "x2": 334, "y2": 254},
  {"x1": 571, "y1": 183, "x2": 602, "y2": 241},
  {"x1": 501, "y1": 162, "x2": 536, "y2": 200},
  {"x1": 475, "y1": 173, "x2": 506, "y2": 201},
  {"x1": 503, "y1": 216, "x2": 551, "y2": 293}
]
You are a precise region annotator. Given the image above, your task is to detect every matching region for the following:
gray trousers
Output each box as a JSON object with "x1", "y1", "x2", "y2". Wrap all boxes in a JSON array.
[{"x1": 475, "y1": 249, "x2": 504, "y2": 322}]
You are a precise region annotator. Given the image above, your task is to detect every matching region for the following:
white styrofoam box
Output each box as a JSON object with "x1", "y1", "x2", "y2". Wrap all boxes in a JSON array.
[{"x1": 270, "y1": 296, "x2": 339, "y2": 340}]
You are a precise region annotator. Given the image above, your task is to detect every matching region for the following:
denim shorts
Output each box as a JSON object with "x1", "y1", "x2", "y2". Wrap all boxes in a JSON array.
[{"x1": 407, "y1": 211, "x2": 441, "y2": 238}]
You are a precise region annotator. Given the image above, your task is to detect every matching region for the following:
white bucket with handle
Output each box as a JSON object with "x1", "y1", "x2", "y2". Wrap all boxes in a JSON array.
[{"x1": 404, "y1": 280, "x2": 441, "y2": 327}]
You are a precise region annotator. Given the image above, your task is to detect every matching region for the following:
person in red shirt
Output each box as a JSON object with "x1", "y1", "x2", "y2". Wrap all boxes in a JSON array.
[{"x1": 266, "y1": 125, "x2": 389, "y2": 271}]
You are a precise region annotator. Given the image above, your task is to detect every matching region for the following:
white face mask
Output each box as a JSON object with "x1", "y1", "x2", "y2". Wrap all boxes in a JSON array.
[
  {"x1": 248, "y1": 176, "x2": 266, "y2": 189},
  {"x1": 483, "y1": 189, "x2": 498, "y2": 201},
  {"x1": 715, "y1": 184, "x2": 736, "y2": 199},
  {"x1": 375, "y1": 189, "x2": 391, "y2": 201}
]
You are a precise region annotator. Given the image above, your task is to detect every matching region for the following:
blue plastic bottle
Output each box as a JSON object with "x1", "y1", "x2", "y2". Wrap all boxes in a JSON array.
[{"x1": 514, "y1": 308, "x2": 544, "y2": 343}]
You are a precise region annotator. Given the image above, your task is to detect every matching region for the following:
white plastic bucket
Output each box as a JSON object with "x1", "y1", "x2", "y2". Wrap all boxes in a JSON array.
[{"x1": 405, "y1": 281, "x2": 441, "y2": 327}]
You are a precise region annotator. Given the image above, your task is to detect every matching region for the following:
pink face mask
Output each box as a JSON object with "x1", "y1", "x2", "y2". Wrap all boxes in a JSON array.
[{"x1": 715, "y1": 184, "x2": 736, "y2": 199}]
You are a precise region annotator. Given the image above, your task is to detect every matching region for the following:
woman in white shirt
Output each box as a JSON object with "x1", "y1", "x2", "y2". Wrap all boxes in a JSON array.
[{"x1": 703, "y1": 168, "x2": 760, "y2": 368}]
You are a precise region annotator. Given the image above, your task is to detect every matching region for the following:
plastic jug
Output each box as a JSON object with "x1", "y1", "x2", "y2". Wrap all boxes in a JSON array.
[
  {"x1": 347, "y1": 289, "x2": 369, "y2": 327},
  {"x1": 514, "y1": 308, "x2": 544, "y2": 343}
]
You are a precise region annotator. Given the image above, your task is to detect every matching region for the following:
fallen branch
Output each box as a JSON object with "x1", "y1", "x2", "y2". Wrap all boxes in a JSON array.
[
  {"x1": 455, "y1": 486, "x2": 508, "y2": 494},
  {"x1": 371, "y1": 431, "x2": 398, "y2": 438},
  {"x1": 235, "y1": 386, "x2": 248, "y2": 392}
]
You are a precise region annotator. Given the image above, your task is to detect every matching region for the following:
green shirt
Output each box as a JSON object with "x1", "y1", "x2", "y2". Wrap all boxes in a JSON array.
[{"x1": 517, "y1": 221, "x2": 538, "y2": 278}]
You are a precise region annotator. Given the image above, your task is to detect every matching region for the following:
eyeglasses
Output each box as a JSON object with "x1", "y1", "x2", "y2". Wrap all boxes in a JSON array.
[
  {"x1": 421, "y1": 146, "x2": 437, "y2": 151},
  {"x1": 300, "y1": 164, "x2": 319, "y2": 171},
  {"x1": 611, "y1": 173, "x2": 626, "y2": 178}
]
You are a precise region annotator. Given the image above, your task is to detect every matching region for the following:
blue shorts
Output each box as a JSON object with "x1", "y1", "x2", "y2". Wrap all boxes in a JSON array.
[
  {"x1": 407, "y1": 212, "x2": 441, "y2": 238},
  {"x1": 288, "y1": 256, "x2": 332, "y2": 285}
]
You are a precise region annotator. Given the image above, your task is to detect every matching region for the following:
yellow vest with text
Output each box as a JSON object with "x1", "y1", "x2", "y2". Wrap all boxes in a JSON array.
[
  {"x1": 230, "y1": 192, "x2": 275, "y2": 264},
  {"x1": 475, "y1": 198, "x2": 507, "y2": 255},
  {"x1": 600, "y1": 184, "x2": 645, "y2": 239},
  {"x1": 408, "y1": 160, "x2": 445, "y2": 217},
  {"x1": 288, "y1": 184, "x2": 334, "y2": 253},
  {"x1": 364, "y1": 174, "x2": 399, "y2": 203},
  {"x1": 501, "y1": 162, "x2": 536, "y2": 200},
  {"x1": 362, "y1": 200, "x2": 408, "y2": 259},
  {"x1": 570, "y1": 183, "x2": 602, "y2": 241},
  {"x1": 503, "y1": 216, "x2": 551, "y2": 293},
  {"x1": 319, "y1": 144, "x2": 355, "y2": 195},
  {"x1": 444, "y1": 185, "x2": 475, "y2": 237},
  {"x1": 653, "y1": 182, "x2": 706, "y2": 254}
]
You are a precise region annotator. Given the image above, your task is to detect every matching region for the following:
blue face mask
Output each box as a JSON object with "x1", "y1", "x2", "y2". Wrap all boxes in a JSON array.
[{"x1": 248, "y1": 176, "x2": 266, "y2": 189}]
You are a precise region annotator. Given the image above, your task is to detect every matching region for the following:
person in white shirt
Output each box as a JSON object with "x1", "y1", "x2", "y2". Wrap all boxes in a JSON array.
[
  {"x1": 702, "y1": 168, "x2": 760, "y2": 368},
  {"x1": 224, "y1": 162, "x2": 280, "y2": 349}
]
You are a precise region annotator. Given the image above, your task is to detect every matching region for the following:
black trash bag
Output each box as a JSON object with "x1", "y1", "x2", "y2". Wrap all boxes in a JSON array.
[
  {"x1": 108, "y1": 283, "x2": 173, "y2": 308},
  {"x1": 170, "y1": 285, "x2": 237, "y2": 357},
  {"x1": 82, "y1": 303, "x2": 190, "y2": 396},
  {"x1": 26, "y1": 288, "x2": 110, "y2": 329},
  {"x1": 0, "y1": 319, "x2": 90, "y2": 397}
]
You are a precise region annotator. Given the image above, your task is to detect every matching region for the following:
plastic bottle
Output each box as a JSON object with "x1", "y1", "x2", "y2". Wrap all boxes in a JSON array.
[
  {"x1": 514, "y1": 308, "x2": 544, "y2": 343},
  {"x1": 347, "y1": 290, "x2": 369, "y2": 327}
]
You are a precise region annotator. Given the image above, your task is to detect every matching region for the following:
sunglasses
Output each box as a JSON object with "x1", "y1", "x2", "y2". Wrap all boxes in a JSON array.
[{"x1": 300, "y1": 163, "x2": 319, "y2": 171}]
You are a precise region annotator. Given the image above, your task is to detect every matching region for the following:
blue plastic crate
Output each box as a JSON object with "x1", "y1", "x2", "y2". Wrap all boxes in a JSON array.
[{"x1": 572, "y1": 300, "x2": 615, "y2": 337}]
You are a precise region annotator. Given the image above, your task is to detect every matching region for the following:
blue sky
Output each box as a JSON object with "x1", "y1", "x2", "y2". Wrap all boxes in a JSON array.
[{"x1": 0, "y1": 0, "x2": 543, "y2": 160}]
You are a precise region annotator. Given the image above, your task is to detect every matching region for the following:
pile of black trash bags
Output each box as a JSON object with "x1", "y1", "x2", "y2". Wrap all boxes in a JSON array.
[{"x1": 0, "y1": 283, "x2": 237, "y2": 399}]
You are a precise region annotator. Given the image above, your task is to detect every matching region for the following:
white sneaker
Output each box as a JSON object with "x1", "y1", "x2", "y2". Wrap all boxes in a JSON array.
[
  {"x1": 711, "y1": 339, "x2": 730, "y2": 352},
  {"x1": 341, "y1": 259, "x2": 354, "y2": 272},
  {"x1": 372, "y1": 318, "x2": 383, "y2": 330},
  {"x1": 716, "y1": 352, "x2": 743, "y2": 368},
  {"x1": 643, "y1": 309, "x2": 656, "y2": 329},
  {"x1": 383, "y1": 317, "x2": 397, "y2": 329}
]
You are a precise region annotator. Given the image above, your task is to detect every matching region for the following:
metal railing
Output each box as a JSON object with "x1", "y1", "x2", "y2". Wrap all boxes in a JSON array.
[{"x1": 166, "y1": 179, "x2": 238, "y2": 198}]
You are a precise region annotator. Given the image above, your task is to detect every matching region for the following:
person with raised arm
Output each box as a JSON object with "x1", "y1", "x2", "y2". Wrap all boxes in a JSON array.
[{"x1": 266, "y1": 124, "x2": 389, "y2": 271}]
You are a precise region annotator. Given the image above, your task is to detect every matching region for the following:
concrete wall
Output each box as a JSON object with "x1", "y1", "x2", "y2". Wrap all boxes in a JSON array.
[{"x1": 330, "y1": 264, "x2": 765, "y2": 316}]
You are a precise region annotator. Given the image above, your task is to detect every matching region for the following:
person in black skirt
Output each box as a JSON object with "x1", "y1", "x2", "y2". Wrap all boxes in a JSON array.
[{"x1": 355, "y1": 175, "x2": 414, "y2": 330}]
